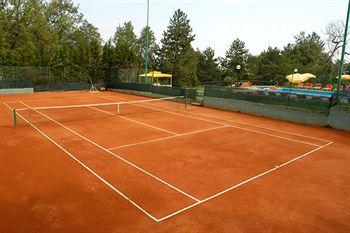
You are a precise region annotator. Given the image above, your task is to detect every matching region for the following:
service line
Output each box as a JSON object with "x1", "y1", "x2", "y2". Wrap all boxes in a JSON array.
[
  {"x1": 102, "y1": 95, "x2": 323, "y2": 147},
  {"x1": 21, "y1": 101, "x2": 199, "y2": 203},
  {"x1": 3, "y1": 102, "x2": 159, "y2": 222},
  {"x1": 157, "y1": 141, "x2": 333, "y2": 222},
  {"x1": 108, "y1": 125, "x2": 228, "y2": 151},
  {"x1": 103, "y1": 93, "x2": 331, "y2": 144}
]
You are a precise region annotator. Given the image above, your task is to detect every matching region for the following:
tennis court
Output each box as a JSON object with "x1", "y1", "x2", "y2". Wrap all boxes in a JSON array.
[{"x1": 1, "y1": 90, "x2": 349, "y2": 232}]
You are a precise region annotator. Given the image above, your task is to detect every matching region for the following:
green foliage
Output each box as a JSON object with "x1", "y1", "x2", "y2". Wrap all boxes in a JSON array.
[
  {"x1": 0, "y1": 0, "x2": 103, "y2": 83},
  {"x1": 101, "y1": 39, "x2": 115, "y2": 82},
  {"x1": 280, "y1": 32, "x2": 334, "y2": 85},
  {"x1": 222, "y1": 38, "x2": 250, "y2": 83},
  {"x1": 0, "y1": 3, "x2": 341, "y2": 88},
  {"x1": 245, "y1": 32, "x2": 336, "y2": 86},
  {"x1": 254, "y1": 47, "x2": 284, "y2": 84},
  {"x1": 138, "y1": 26, "x2": 157, "y2": 70},
  {"x1": 159, "y1": 9, "x2": 196, "y2": 86},
  {"x1": 197, "y1": 47, "x2": 222, "y2": 85},
  {"x1": 113, "y1": 21, "x2": 139, "y2": 68},
  {"x1": 176, "y1": 48, "x2": 199, "y2": 87}
]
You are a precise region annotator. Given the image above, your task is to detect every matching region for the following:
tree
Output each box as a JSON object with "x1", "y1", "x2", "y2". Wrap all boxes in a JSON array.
[
  {"x1": 0, "y1": 0, "x2": 48, "y2": 66},
  {"x1": 137, "y1": 26, "x2": 157, "y2": 71},
  {"x1": 255, "y1": 47, "x2": 284, "y2": 84},
  {"x1": 46, "y1": 0, "x2": 84, "y2": 78},
  {"x1": 222, "y1": 38, "x2": 250, "y2": 82},
  {"x1": 281, "y1": 32, "x2": 332, "y2": 84},
  {"x1": 176, "y1": 48, "x2": 199, "y2": 87},
  {"x1": 197, "y1": 47, "x2": 222, "y2": 85},
  {"x1": 113, "y1": 21, "x2": 139, "y2": 68},
  {"x1": 0, "y1": 0, "x2": 104, "y2": 83},
  {"x1": 101, "y1": 39, "x2": 115, "y2": 82},
  {"x1": 159, "y1": 9, "x2": 196, "y2": 86},
  {"x1": 325, "y1": 21, "x2": 349, "y2": 63}
]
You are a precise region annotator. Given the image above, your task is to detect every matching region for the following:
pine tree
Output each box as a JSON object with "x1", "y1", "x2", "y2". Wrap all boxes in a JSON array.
[
  {"x1": 160, "y1": 9, "x2": 196, "y2": 86},
  {"x1": 223, "y1": 38, "x2": 250, "y2": 82},
  {"x1": 197, "y1": 47, "x2": 221, "y2": 85},
  {"x1": 255, "y1": 47, "x2": 283, "y2": 84},
  {"x1": 113, "y1": 21, "x2": 139, "y2": 68},
  {"x1": 177, "y1": 48, "x2": 199, "y2": 87},
  {"x1": 138, "y1": 26, "x2": 156, "y2": 71},
  {"x1": 101, "y1": 39, "x2": 115, "y2": 82}
]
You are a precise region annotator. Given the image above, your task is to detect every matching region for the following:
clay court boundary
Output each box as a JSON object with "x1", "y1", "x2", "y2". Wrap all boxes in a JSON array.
[
  {"x1": 157, "y1": 141, "x2": 333, "y2": 222},
  {"x1": 100, "y1": 95, "x2": 332, "y2": 147},
  {"x1": 3, "y1": 97, "x2": 334, "y2": 222}
]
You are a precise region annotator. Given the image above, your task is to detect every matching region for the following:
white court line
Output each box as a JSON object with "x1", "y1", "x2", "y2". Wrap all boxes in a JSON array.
[
  {"x1": 3, "y1": 102, "x2": 14, "y2": 110},
  {"x1": 8, "y1": 99, "x2": 336, "y2": 222},
  {"x1": 104, "y1": 94, "x2": 331, "y2": 144},
  {"x1": 102, "y1": 95, "x2": 322, "y2": 147},
  {"x1": 183, "y1": 110, "x2": 333, "y2": 144},
  {"x1": 101, "y1": 95, "x2": 228, "y2": 127},
  {"x1": 108, "y1": 125, "x2": 228, "y2": 151},
  {"x1": 3, "y1": 103, "x2": 158, "y2": 222},
  {"x1": 88, "y1": 106, "x2": 178, "y2": 136},
  {"x1": 226, "y1": 124, "x2": 321, "y2": 147},
  {"x1": 180, "y1": 125, "x2": 228, "y2": 136},
  {"x1": 5, "y1": 94, "x2": 105, "y2": 104},
  {"x1": 108, "y1": 135, "x2": 178, "y2": 151},
  {"x1": 133, "y1": 97, "x2": 332, "y2": 144},
  {"x1": 157, "y1": 141, "x2": 333, "y2": 222},
  {"x1": 14, "y1": 96, "x2": 181, "y2": 111},
  {"x1": 21, "y1": 102, "x2": 199, "y2": 203}
]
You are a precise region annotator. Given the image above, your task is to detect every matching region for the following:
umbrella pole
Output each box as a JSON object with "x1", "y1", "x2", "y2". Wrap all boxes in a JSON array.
[{"x1": 287, "y1": 74, "x2": 293, "y2": 106}]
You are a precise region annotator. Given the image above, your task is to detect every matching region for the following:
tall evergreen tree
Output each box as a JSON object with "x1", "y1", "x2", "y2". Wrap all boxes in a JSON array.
[
  {"x1": 177, "y1": 48, "x2": 199, "y2": 86},
  {"x1": 197, "y1": 47, "x2": 221, "y2": 85},
  {"x1": 160, "y1": 9, "x2": 196, "y2": 86},
  {"x1": 113, "y1": 21, "x2": 139, "y2": 68},
  {"x1": 223, "y1": 38, "x2": 250, "y2": 82},
  {"x1": 101, "y1": 39, "x2": 115, "y2": 82},
  {"x1": 255, "y1": 47, "x2": 283, "y2": 84},
  {"x1": 138, "y1": 26, "x2": 157, "y2": 71}
]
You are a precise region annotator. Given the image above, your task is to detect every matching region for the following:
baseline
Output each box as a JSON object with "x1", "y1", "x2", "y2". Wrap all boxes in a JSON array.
[
  {"x1": 157, "y1": 141, "x2": 333, "y2": 222},
  {"x1": 20, "y1": 101, "x2": 199, "y2": 203},
  {"x1": 3, "y1": 102, "x2": 159, "y2": 222}
]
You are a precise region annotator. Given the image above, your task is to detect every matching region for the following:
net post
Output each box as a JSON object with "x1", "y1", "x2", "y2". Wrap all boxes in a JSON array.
[
  {"x1": 182, "y1": 87, "x2": 188, "y2": 109},
  {"x1": 184, "y1": 91, "x2": 187, "y2": 110},
  {"x1": 13, "y1": 109, "x2": 17, "y2": 128}
]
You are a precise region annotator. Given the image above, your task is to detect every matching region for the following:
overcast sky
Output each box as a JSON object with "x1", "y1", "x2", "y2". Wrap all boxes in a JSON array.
[{"x1": 73, "y1": 0, "x2": 348, "y2": 57}]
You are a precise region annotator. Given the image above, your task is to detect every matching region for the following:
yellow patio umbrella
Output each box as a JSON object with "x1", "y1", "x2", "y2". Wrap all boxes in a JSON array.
[
  {"x1": 139, "y1": 71, "x2": 173, "y2": 86},
  {"x1": 341, "y1": 75, "x2": 350, "y2": 81},
  {"x1": 286, "y1": 73, "x2": 316, "y2": 84}
]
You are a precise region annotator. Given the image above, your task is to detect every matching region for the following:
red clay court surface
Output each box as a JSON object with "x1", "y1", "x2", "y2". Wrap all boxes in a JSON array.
[{"x1": 0, "y1": 91, "x2": 349, "y2": 233}]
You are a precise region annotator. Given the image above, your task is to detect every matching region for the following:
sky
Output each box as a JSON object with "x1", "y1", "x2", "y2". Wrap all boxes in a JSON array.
[{"x1": 73, "y1": 0, "x2": 348, "y2": 57}]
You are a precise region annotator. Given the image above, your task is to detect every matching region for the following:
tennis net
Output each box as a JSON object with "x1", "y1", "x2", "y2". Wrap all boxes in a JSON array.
[{"x1": 13, "y1": 96, "x2": 186, "y2": 127}]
